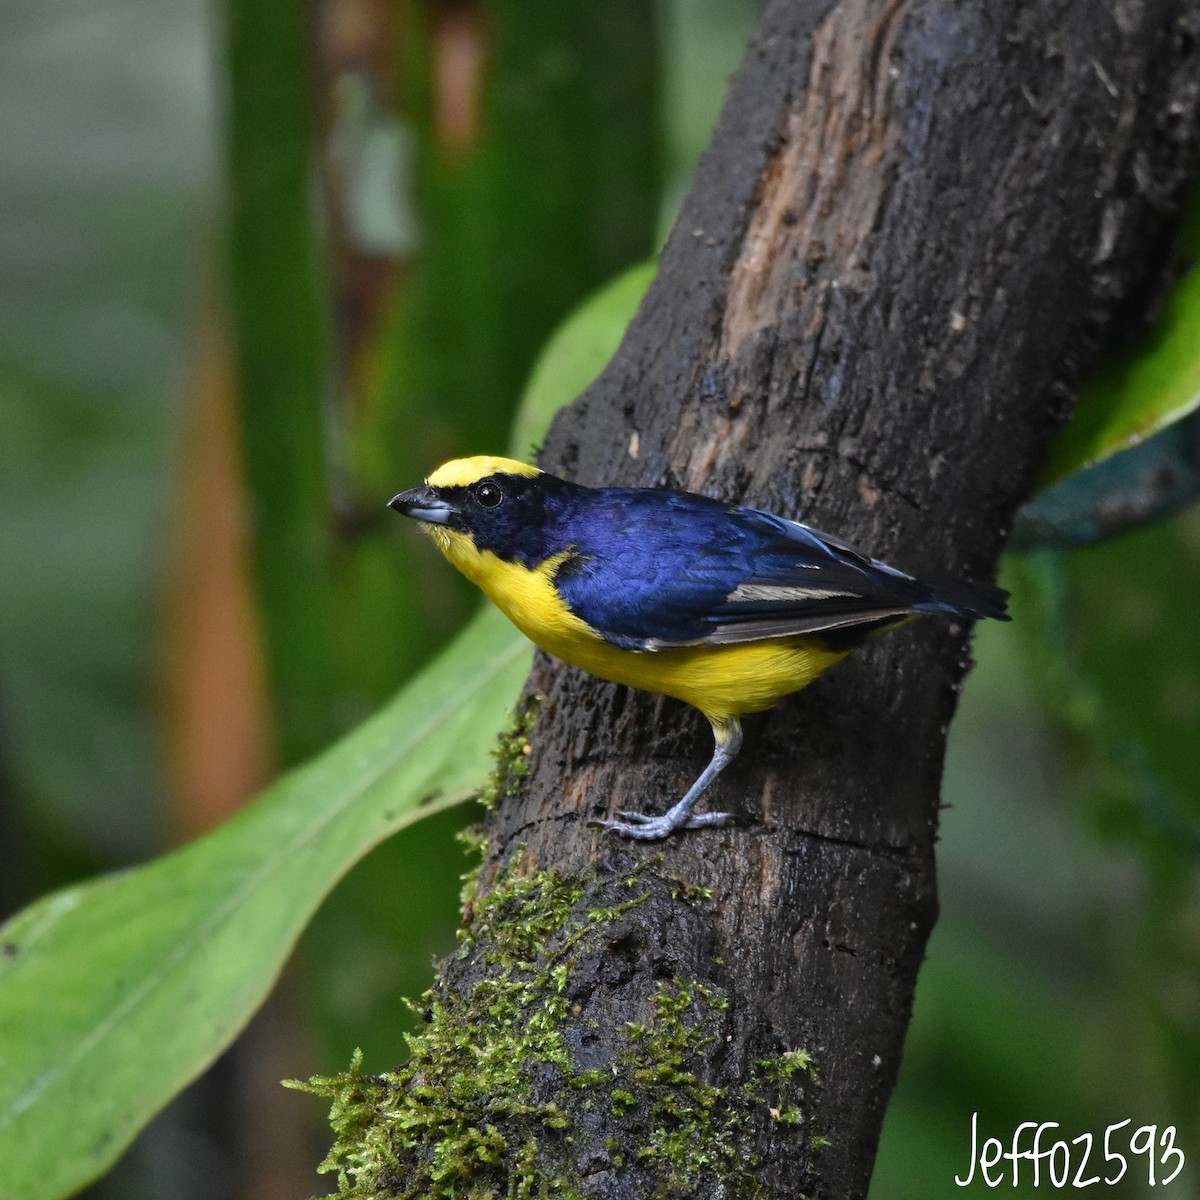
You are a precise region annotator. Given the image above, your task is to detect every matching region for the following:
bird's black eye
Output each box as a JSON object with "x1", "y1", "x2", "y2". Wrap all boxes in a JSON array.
[{"x1": 474, "y1": 481, "x2": 504, "y2": 509}]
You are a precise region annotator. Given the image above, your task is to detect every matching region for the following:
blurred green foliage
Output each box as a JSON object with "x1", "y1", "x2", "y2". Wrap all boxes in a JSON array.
[
  {"x1": 0, "y1": 0, "x2": 210, "y2": 897},
  {"x1": 0, "y1": 369, "x2": 168, "y2": 888}
]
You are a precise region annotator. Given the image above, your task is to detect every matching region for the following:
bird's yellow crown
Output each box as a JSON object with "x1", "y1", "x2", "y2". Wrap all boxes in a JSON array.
[{"x1": 426, "y1": 456, "x2": 541, "y2": 488}]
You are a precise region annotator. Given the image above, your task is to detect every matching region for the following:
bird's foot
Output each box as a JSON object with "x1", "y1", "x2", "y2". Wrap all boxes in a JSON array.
[{"x1": 589, "y1": 808, "x2": 733, "y2": 841}]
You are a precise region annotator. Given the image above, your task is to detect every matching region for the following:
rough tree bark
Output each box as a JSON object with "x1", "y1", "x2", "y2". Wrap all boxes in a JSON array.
[{"x1": 407, "y1": 2, "x2": 1200, "y2": 1198}]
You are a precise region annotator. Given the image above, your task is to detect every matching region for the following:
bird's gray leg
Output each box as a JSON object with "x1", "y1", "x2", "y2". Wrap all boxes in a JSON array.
[{"x1": 591, "y1": 716, "x2": 743, "y2": 841}]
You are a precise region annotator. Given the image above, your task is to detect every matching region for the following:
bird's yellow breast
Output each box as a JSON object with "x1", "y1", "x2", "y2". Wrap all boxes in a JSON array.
[{"x1": 428, "y1": 528, "x2": 849, "y2": 720}]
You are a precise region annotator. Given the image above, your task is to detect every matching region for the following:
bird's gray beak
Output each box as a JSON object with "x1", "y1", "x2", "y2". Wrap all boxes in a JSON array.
[{"x1": 388, "y1": 485, "x2": 457, "y2": 525}]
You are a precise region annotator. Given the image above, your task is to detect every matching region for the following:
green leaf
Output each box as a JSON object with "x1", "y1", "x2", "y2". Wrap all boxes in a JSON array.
[
  {"x1": 1038, "y1": 196, "x2": 1200, "y2": 489},
  {"x1": 510, "y1": 259, "x2": 656, "y2": 458},
  {"x1": 0, "y1": 606, "x2": 531, "y2": 1200},
  {"x1": 1011, "y1": 412, "x2": 1200, "y2": 549}
]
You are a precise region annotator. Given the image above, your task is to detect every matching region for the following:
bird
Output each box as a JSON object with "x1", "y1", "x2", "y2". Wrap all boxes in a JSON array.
[{"x1": 389, "y1": 455, "x2": 1009, "y2": 840}]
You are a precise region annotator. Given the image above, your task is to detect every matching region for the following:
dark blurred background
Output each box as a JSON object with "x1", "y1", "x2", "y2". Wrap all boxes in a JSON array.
[{"x1": 1, "y1": 2, "x2": 1195, "y2": 1197}]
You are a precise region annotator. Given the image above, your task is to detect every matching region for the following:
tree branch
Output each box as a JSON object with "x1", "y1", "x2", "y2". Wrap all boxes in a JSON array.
[{"x1": 369, "y1": 2, "x2": 1200, "y2": 1196}]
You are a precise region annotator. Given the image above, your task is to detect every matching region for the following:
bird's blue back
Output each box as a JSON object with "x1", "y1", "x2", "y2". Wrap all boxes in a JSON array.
[{"x1": 463, "y1": 473, "x2": 983, "y2": 651}]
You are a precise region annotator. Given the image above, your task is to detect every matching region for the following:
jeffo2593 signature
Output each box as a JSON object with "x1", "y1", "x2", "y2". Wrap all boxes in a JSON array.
[{"x1": 955, "y1": 1112, "x2": 1186, "y2": 1189}]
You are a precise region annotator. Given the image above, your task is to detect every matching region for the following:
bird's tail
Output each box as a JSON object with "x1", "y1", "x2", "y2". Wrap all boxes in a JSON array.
[{"x1": 910, "y1": 577, "x2": 1011, "y2": 622}]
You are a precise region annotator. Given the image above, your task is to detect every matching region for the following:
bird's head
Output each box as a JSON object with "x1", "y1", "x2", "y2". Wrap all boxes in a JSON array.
[{"x1": 389, "y1": 456, "x2": 573, "y2": 566}]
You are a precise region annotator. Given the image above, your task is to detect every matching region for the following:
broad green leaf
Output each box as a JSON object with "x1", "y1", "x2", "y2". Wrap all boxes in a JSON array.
[
  {"x1": 1038, "y1": 196, "x2": 1200, "y2": 489},
  {"x1": 510, "y1": 259, "x2": 656, "y2": 458},
  {"x1": 0, "y1": 606, "x2": 531, "y2": 1200},
  {"x1": 1011, "y1": 412, "x2": 1200, "y2": 549}
]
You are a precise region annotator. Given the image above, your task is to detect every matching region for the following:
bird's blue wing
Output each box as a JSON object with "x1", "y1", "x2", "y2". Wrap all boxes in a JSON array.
[{"x1": 553, "y1": 490, "x2": 926, "y2": 651}]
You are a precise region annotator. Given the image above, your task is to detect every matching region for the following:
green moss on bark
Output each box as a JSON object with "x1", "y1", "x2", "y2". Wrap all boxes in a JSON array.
[
  {"x1": 479, "y1": 693, "x2": 546, "y2": 812},
  {"x1": 290, "y1": 856, "x2": 818, "y2": 1198}
]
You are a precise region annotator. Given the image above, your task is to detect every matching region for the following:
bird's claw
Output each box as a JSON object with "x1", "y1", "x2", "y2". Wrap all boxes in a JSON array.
[{"x1": 589, "y1": 809, "x2": 733, "y2": 841}]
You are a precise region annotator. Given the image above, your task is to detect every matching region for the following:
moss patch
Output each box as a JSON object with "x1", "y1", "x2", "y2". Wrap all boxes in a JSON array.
[
  {"x1": 456, "y1": 693, "x2": 545, "y2": 913},
  {"x1": 289, "y1": 859, "x2": 818, "y2": 1198},
  {"x1": 478, "y1": 692, "x2": 545, "y2": 812}
]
